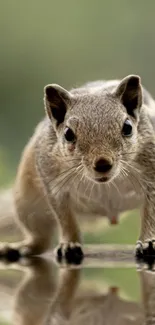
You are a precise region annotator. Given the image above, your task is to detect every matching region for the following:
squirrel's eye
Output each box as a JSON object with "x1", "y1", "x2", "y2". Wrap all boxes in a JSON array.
[
  {"x1": 64, "y1": 127, "x2": 76, "y2": 142},
  {"x1": 122, "y1": 119, "x2": 133, "y2": 137}
]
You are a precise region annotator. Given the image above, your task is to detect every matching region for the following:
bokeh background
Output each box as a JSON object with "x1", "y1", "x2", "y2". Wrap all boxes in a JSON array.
[
  {"x1": 1, "y1": 0, "x2": 155, "y2": 183},
  {"x1": 0, "y1": 1, "x2": 155, "y2": 323}
]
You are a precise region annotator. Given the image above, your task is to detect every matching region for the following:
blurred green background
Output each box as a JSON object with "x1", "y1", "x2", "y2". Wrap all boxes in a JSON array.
[
  {"x1": 1, "y1": 0, "x2": 155, "y2": 182},
  {"x1": 0, "y1": 1, "x2": 154, "y2": 322}
]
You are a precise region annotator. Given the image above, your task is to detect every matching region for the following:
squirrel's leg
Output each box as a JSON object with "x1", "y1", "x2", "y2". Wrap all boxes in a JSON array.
[
  {"x1": 49, "y1": 266, "x2": 81, "y2": 322},
  {"x1": 13, "y1": 258, "x2": 80, "y2": 325},
  {"x1": 135, "y1": 182, "x2": 155, "y2": 266},
  {"x1": 13, "y1": 259, "x2": 56, "y2": 325},
  {"x1": 139, "y1": 270, "x2": 155, "y2": 322},
  {"x1": 0, "y1": 189, "x2": 56, "y2": 260},
  {"x1": 0, "y1": 189, "x2": 83, "y2": 263},
  {"x1": 50, "y1": 192, "x2": 84, "y2": 264}
]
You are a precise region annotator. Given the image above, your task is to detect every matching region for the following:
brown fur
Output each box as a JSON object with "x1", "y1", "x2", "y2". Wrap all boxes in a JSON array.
[{"x1": 1, "y1": 74, "x2": 155, "y2": 256}]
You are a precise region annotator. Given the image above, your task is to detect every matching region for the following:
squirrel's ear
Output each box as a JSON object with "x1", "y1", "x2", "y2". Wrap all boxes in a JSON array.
[
  {"x1": 115, "y1": 75, "x2": 143, "y2": 117},
  {"x1": 44, "y1": 84, "x2": 71, "y2": 126}
]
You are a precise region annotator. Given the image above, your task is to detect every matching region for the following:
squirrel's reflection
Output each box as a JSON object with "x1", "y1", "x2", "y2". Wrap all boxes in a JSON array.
[
  {"x1": 6, "y1": 258, "x2": 147, "y2": 325},
  {"x1": 12, "y1": 258, "x2": 80, "y2": 325},
  {"x1": 4, "y1": 258, "x2": 155, "y2": 325},
  {"x1": 139, "y1": 270, "x2": 155, "y2": 325}
]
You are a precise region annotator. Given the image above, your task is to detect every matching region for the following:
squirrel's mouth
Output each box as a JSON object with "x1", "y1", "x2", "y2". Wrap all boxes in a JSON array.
[{"x1": 94, "y1": 176, "x2": 109, "y2": 183}]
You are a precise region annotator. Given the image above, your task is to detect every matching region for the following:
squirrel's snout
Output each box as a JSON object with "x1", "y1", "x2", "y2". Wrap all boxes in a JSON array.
[{"x1": 94, "y1": 158, "x2": 113, "y2": 173}]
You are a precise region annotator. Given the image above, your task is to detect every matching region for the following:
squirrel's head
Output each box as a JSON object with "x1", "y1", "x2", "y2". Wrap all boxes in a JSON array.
[{"x1": 44, "y1": 75, "x2": 142, "y2": 184}]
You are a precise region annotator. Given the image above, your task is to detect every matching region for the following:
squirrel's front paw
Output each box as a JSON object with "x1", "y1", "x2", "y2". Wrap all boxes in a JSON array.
[
  {"x1": 0, "y1": 243, "x2": 21, "y2": 262},
  {"x1": 55, "y1": 242, "x2": 84, "y2": 265},
  {"x1": 135, "y1": 240, "x2": 155, "y2": 268},
  {"x1": 0, "y1": 242, "x2": 35, "y2": 263}
]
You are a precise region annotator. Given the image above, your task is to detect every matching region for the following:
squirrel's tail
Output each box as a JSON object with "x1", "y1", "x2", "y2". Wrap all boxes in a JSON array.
[{"x1": 0, "y1": 188, "x2": 20, "y2": 240}]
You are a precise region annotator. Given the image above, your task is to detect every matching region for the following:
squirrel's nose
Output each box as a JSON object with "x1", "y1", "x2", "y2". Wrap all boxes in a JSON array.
[{"x1": 94, "y1": 158, "x2": 113, "y2": 173}]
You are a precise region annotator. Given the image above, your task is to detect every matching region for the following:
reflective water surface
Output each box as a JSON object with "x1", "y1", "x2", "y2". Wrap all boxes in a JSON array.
[{"x1": 0, "y1": 246, "x2": 154, "y2": 325}]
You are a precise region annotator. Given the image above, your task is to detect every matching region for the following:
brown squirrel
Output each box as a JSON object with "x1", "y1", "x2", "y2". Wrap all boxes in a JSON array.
[{"x1": 1, "y1": 74, "x2": 155, "y2": 262}]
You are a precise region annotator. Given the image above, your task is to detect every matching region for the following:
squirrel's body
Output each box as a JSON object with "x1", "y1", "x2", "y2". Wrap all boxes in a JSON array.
[{"x1": 3, "y1": 75, "x2": 155, "y2": 259}]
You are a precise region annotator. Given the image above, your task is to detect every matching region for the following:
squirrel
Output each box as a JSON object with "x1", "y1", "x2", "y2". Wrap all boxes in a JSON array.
[{"x1": 1, "y1": 74, "x2": 155, "y2": 262}]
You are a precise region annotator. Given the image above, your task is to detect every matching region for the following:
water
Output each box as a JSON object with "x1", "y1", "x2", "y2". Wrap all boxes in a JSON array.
[{"x1": 0, "y1": 245, "x2": 154, "y2": 324}]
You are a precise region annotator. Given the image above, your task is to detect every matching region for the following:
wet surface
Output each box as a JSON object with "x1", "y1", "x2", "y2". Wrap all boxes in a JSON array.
[{"x1": 0, "y1": 245, "x2": 155, "y2": 324}]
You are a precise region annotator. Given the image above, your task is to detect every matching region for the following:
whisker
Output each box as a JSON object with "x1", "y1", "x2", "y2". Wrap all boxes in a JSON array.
[
  {"x1": 123, "y1": 161, "x2": 141, "y2": 175},
  {"x1": 111, "y1": 179, "x2": 121, "y2": 197},
  {"x1": 120, "y1": 151, "x2": 138, "y2": 157},
  {"x1": 76, "y1": 167, "x2": 85, "y2": 192},
  {"x1": 83, "y1": 177, "x2": 92, "y2": 199},
  {"x1": 32, "y1": 164, "x2": 81, "y2": 208},
  {"x1": 53, "y1": 163, "x2": 81, "y2": 186},
  {"x1": 71, "y1": 165, "x2": 84, "y2": 189},
  {"x1": 48, "y1": 166, "x2": 80, "y2": 189},
  {"x1": 88, "y1": 181, "x2": 96, "y2": 203},
  {"x1": 122, "y1": 162, "x2": 145, "y2": 194},
  {"x1": 53, "y1": 169, "x2": 79, "y2": 197},
  {"x1": 119, "y1": 160, "x2": 143, "y2": 194},
  {"x1": 75, "y1": 167, "x2": 85, "y2": 204}
]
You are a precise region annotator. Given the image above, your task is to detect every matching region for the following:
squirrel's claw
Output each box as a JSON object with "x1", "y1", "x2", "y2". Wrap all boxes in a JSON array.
[
  {"x1": 55, "y1": 242, "x2": 84, "y2": 265},
  {"x1": 135, "y1": 239, "x2": 155, "y2": 271}
]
